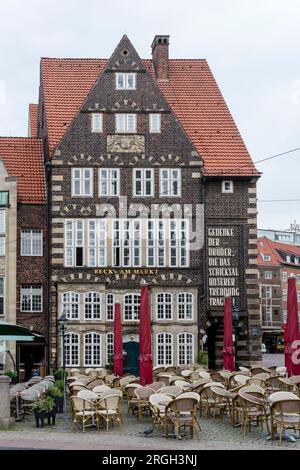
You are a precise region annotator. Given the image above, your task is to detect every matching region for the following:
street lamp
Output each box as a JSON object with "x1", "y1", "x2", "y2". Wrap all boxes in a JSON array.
[
  {"x1": 232, "y1": 302, "x2": 239, "y2": 371},
  {"x1": 58, "y1": 313, "x2": 68, "y2": 413}
]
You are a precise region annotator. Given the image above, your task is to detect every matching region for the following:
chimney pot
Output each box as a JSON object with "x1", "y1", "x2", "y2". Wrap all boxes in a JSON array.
[{"x1": 151, "y1": 35, "x2": 170, "y2": 80}]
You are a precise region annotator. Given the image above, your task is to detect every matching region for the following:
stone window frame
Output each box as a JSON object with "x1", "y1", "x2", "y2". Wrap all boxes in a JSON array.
[
  {"x1": 64, "y1": 332, "x2": 80, "y2": 367},
  {"x1": 156, "y1": 292, "x2": 173, "y2": 321},
  {"x1": 149, "y1": 113, "x2": 161, "y2": 133},
  {"x1": 264, "y1": 271, "x2": 272, "y2": 280},
  {"x1": 115, "y1": 113, "x2": 137, "y2": 133},
  {"x1": 106, "y1": 332, "x2": 114, "y2": 365},
  {"x1": 98, "y1": 168, "x2": 120, "y2": 197},
  {"x1": 222, "y1": 180, "x2": 234, "y2": 194},
  {"x1": 71, "y1": 168, "x2": 93, "y2": 197},
  {"x1": 84, "y1": 292, "x2": 102, "y2": 321},
  {"x1": 21, "y1": 229, "x2": 43, "y2": 257},
  {"x1": 159, "y1": 168, "x2": 181, "y2": 197},
  {"x1": 177, "y1": 292, "x2": 194, "y2": 321},
  {"x1": 123, "y1": 293, "x2": 141, "y2": 322},
  {"x1": 20, "y1": 285, "x2": 43, "y2": 313},
  {"x1": 62, "y1": 291, "x2": 80, "y2": 320},
  {"x1": 115, "y1": 72, "x2": 136, "y2": 90},
  {"x1": 155, "y1": 332, "x2": 173, "y2": 366},
  {"x1": 177, "y1": 332, "x2": 194, "y2": 365},
  {"x1": 133, "y1": 168, "x2": 154, "y2": 197},
  {"x1": 106, "y1": 293, "x2": 115, "y2": 322},
  {"x1": 91, "y1": 113, "x2": 103, "y2": 133},
  {"x1": 83, "y1": 331, "x2": 102, "y2": 367}
]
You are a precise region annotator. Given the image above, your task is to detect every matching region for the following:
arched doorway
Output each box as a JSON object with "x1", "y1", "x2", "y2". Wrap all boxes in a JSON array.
[{"x1": 123, "y1": 341, "x2": 139, "y2": 376}]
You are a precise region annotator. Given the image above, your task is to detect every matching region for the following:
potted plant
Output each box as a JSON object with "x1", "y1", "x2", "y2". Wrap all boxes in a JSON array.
[
  {"x1": 53, "y1": 368, "x2": 67, "y2": 381},
  {"x1": 5, "y1": 370, "x2": 18, "y2": 385},
  {"x1": 48, "y1": 382, "x2": 64, "y2": 413},
  {"x1": 32, "y1": 396, "x2": 56, "y2": 428}
]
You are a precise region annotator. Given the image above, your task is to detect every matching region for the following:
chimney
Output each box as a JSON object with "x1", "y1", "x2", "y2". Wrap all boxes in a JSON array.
[{"x1": 151, "y1": 35, "x2": 170, "y2": 80}]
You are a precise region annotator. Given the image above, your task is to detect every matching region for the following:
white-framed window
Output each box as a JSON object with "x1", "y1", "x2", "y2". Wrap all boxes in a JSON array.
[
  {"x1": 0, "y1": 210, "x2": 5, "y2": 257},
  {"x1": 72, "y1": 168, "x2": 93, "y2": 197},
  {"x1": 265, "y1": 286, "x2": 272, "y2": 299},
  {"x1": 283, "y1": 271, "x2": 288, "y2": 283},
  {"x1": 297, "y1": 274, "x2": 300, "y2": 285},
  {"x1": 84, "y1": 292, "x2": 101, "y2": 320},
  {"x1": 21, "y1": 229, "x2": 43, "y2": 256},
  {"x1": 64, "y1": 332, "x2": 80, "y2": 367},
  {"x1": 115, "y1": 73, "x2": 136, "y2": 90},
  {"x1": 169, "y1": 219, "x2": 189, "y2": 267},
  {"x1": 264, "y1": 271, "x2": 272, "y2": 280},
  {"x1": 112, "y1": 220, "x2": 141, "y2": 268},
  {"x1": 283, "y1": 309, "x2": 287, "y2": 322},
  {"x1": 266, "y1": 306, "x2": 272, "y2": 322},
  {"x1": 21, "y1": 285, "x2": 42, "y2": 313},
  {"x1": 0, "y1": 191, "x2": 9, "y2": 207},
  {"x1": 149, "y1": 113, "x2": 161, "y2": 133},
  {"x1": 0, "y1": 277, "x2": 4, "y2": 316},
  {"x1": 84, "y1": 332, "x2": 101, "y2": 366},
  {"x1": 156, "y1": 293, "x2": 173, "y2": 320},
  {"x1": 178, "y1": 333, "x2": 194, "y2": 365},
  {"x1": 177, "y1": 293, "x2": 193, "y2": 320},
  {"x1": 133, "y1": 169, "x2": 154, "y2": 197},
  {"x1": 263, "y1": 254, "x2": 271, "y2": 262},
  {"x1": 160, "y1": 169, "x2": 181, "y2": 197},
  {"x1": 124, "y1": 293, "x2": 140, "y2": 322},
  {"x1": 106, "y1": 332, "x2": 114, "y2": 364},
  {"x1": 297, "y1": 292, "x2": 300, "y2": 302},
  {"x1": 156, "y1": 333, "x2": 173, "y2": 366},
  {"x1": 64, "y1": 220, "x2": 84, "y2": 267},
  {"x1": 91, "y1": 113, "x2": 103, "y2": 133},
  {"x1": 115, "y1": 114, "x2": 136, "y2": 133},
  {"x1": 283, "y1": 289, "x2": 287, "y2": 301},
  {"x1": 222, "y1": 180, "x2": 234, "y2": 193},
  {"x1": 62, "y1": 291, "x2": 79, "y2": 320},
  {"x1": 106, "y1": 294, "x2": 115, "y2": 321},
  {"x1": 99, "y1": 169, "x2": 120, "y2": 197},
  {"x1": 87, "y1": 219, "x2": 107, "y2": 267}
]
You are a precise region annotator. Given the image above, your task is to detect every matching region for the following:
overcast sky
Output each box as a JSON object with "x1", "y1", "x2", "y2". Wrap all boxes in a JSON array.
[{"x1": 0, "y1": 0, "x2": 299, "y2": 230}]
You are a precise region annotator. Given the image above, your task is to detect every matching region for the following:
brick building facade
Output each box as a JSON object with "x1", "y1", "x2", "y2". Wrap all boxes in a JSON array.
[
  {"x1": 34, "y1": 35, "x2": 261, "y2": 371},
  {"x1": 258, "y1": 237, "x2": 300, "y2": 353},
  {"x1": 0, "y1": 138, "x2": 48, "y2": 376}
]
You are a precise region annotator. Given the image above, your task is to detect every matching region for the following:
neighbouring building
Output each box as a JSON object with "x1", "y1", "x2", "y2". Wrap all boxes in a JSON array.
[
  {"x1": 257, "y1": 236, "x2": 300, "y2": 353},
  {"x1": 258, "y1": 227, "x2": 300, "y2": 247},
  {"x1": 0, "y1": 137, "x2": 48, "y2": 377}
]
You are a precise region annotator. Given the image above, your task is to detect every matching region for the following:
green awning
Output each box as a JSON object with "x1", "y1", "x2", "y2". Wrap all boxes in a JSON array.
[{"x1": 0, "y1": 321, "x2": 43, "y2": 342}]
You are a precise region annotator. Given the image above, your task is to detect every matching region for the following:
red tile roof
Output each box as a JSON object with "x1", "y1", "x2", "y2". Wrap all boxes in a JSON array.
[
  {"x1": 28, "y1": 104, "x2": 38, "y2": 137},
  {"x1": 257, "y1": 237, "x2": 300, "y2": 267},
  {"x1": 0, "y1": 137, "x2": 45, "y2": 204},
  {"x1": 41, "y1": 57, "x2": 259, "y2": 177}
]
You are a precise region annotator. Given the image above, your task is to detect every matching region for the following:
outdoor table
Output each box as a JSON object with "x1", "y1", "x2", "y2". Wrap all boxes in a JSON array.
[{"x1": 265, "y1": 395, "x2": 300, "y2": 443}]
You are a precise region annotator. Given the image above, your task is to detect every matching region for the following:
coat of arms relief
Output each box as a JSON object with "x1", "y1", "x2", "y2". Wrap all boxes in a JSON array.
[{"x1": 107, "y1": 135, "x2": 145, "y2": 153}]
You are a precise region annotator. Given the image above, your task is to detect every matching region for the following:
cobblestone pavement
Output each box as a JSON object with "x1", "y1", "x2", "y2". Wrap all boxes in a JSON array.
[{"x1": 0, "y1": 401, "x2": 299, "y2": 450}]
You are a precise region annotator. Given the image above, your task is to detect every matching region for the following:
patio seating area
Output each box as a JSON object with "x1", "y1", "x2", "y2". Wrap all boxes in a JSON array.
[{"x1": 7, "y1": 363, "x2": 300, "y2": 446}]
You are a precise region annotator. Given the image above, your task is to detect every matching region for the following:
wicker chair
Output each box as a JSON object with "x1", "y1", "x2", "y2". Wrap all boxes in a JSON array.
[
  {"x1": 270, "y1": 398, "x2": 300, "y2": 445},
  {"x1": 148, "y1": 381, "x2": 165, "y2": 392},
  {"x1": 149, "y1": 393, "x2": 173, "y2": 430},
  {"x1": 200, "y1": 383, "x2": 225, "y2": 418},
  {"x1": 287, "y1": 376, "x2": 300, "y2": 398},
  {"x1": 97, "y1": 394, "x2": 123, "y2": 430},
  {"x1": 174, "y1": 380, "x2": 191, "y2": 391},
  {"x1": 92, "y1": 385, "x2": 111, "y2": 395},
  {"x1": 159, "y1": 385, "x2": 183, "y2": 398},
  {"x1": 134, "y1": 386, "x2": 154, "y2": 421},
  {"x1": 87, "y1": 379, "x2": 104, "y2": 390},
  {"x1": 125, "y1": 383, "x2": 142, "y2": 415},
  {"x1": 71, "y1": 395, "x2": 98, "y2": 432},
  {"x1": 238, "y1": 390, "x2": 270, "y2": 436},
  {"x1": 165, "y1": 397, "x2": 201, "y2": 440},
  {"x1": 210, "y1": 386, "x2": 231, "y2": 421},
  {"x1": 264, "y1": 376, "x2": 284, "y2": 396}
]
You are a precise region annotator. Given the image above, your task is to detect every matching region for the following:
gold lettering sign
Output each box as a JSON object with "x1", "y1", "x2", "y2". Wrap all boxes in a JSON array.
[{"x1": 94, "y1": 268, "x2": 158, "y2": 276}]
